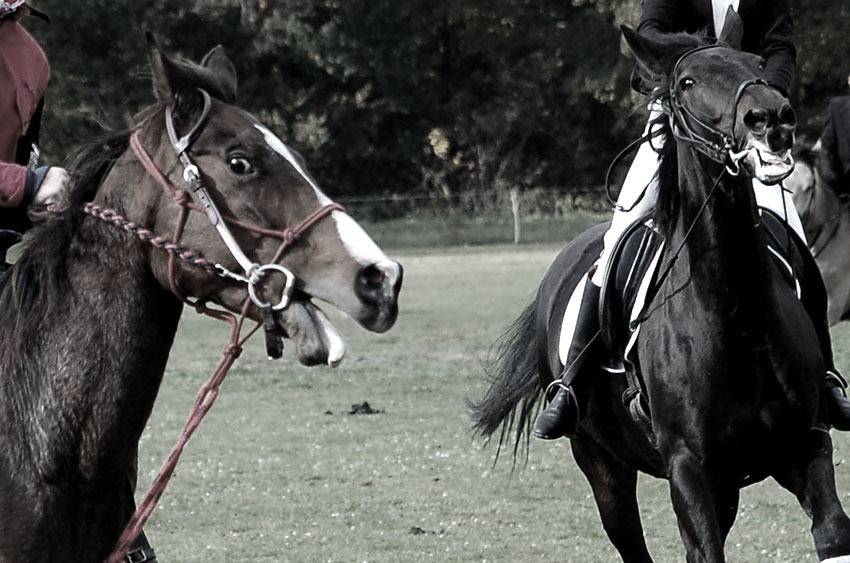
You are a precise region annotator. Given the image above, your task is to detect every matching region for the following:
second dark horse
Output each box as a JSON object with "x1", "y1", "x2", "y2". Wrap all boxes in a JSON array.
[{"x1": 471, "y1": 15, "x2": 850, "y2": 563}]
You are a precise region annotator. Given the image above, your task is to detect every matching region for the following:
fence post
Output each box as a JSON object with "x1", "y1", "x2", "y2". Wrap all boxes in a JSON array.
[{"x1": 510, "y1": 188, "x2": 521, "y2": 244}]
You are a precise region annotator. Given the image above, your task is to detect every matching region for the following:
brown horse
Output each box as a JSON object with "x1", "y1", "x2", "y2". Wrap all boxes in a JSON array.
[
  {"x1": 785, "y1": 147, "x2": 850, "y2": 325},
  {"x1": 0, "y1": 35, "x2": 401, "y2": 562}
]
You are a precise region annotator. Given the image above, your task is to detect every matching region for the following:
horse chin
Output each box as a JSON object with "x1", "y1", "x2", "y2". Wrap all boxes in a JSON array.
[
  {"x1": 743, "y1": 144, "x2": 794, "y2": 185},
  {"x1": 278, "y1": 300, "x2": 347, "y2": 367}
]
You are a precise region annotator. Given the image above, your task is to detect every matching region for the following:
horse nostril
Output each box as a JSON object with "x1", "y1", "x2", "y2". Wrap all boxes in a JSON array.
[
  {"x1": 778, "y1": 103, "x2": 796, "y2": 127},
  {"x1": 360, "y1": 264, "x2": 387, "y2": 287},
  {"x1": 743, "y1": 108, "x2": 768, "y2": 134}
]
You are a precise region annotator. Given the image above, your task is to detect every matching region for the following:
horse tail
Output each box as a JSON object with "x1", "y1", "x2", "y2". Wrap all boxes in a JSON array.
[{"x1": 467, "y1": 299, "x2": 543, "y2": 463}]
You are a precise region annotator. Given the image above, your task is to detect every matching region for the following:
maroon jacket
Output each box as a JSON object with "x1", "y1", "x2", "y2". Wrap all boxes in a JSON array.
[{"x1": 0, "y1": 6, "x2": 49, "y2": 208}]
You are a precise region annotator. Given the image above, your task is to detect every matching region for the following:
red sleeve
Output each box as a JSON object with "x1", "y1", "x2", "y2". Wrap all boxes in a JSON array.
[{"x1": 0, "y1": 162, "x2": 28, "y2": 208}]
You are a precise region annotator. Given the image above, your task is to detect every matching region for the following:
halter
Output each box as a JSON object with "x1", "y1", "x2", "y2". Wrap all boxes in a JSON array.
[{"x1": 666, "y1": 44, "x2": 767, "y2": 175}]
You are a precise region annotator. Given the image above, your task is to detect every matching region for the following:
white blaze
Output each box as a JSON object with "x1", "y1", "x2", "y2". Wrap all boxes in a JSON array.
[{"x1": 254, "y1": 124, "x2": 400, "y2": 282}]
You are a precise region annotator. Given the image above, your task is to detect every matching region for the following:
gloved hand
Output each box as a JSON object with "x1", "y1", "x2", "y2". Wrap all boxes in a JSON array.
[{"x1": 28, "y1": 166, "x2": 68, "y2": 213}]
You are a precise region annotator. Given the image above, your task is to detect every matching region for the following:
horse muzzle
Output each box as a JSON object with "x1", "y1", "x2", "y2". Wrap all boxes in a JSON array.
[
  {"x1": 740, "y1": 142, "x2": 795, "y2": 185},
  {"x1": 353, "y1": 260, "x2": 403, "y2": 333}
]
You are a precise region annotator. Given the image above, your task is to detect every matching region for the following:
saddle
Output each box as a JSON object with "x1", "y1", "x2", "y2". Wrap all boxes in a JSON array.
[{"x1": 596, "y1": 209, "x2": 809, "y2": 438}]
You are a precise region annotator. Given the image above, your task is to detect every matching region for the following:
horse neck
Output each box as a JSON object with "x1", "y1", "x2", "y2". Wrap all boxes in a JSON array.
[
  {"x1": 1, "y1": 141, "x2": 184, "y2": 498},
  {"x1": 672, "y1": 145, "x2": 773, "y2": 294}
]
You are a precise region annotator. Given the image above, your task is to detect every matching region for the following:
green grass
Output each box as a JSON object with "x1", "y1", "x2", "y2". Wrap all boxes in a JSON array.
[{"x1": 138, "y1": 242, "x2": 850, "y2": 562}]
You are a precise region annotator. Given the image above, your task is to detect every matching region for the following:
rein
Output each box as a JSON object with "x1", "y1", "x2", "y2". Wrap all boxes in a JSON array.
[
  {"x1": 104, "y1": 93, "x2": 341, "y2": 562},
  {"x1": 629, "y1": 46, "x2": 764, "y2": 326}
]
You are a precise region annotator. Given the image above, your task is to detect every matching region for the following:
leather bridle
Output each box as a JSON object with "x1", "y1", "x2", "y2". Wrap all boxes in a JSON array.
[
  {"x1": 666, "y1": 44, "x2": 769, "y2": 176},
  {"x1": 103, "y1": 90, "x2": 344, "y2": 562}
]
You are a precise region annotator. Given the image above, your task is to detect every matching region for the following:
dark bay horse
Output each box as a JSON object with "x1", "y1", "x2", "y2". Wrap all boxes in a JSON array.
[
  {"x1": 0, "y1": 36, "x2": 401, "y2": 562},
  {"x1": 785, "y1": 148, "x2": 850, "y2": 325},
  {"x1": 471, "y1": 18, "x2": 850, "y2": 563}
]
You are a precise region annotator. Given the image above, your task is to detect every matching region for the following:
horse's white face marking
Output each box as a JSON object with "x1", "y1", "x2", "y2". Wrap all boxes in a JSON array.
[{"x1": 254, "y1": 124, "x2": 401, "y2": 284}]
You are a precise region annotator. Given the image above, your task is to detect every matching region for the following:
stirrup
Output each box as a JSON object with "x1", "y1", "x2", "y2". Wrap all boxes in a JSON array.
[
  {"x1": 827, "y1": 370, "x2": 848, "y2": 394},
  {"x1": 544, "y1": 377, "x2": 572, "y2": 401},
  {"x1": 537, "y1": 379, "x2": 581, "y2": 439}
]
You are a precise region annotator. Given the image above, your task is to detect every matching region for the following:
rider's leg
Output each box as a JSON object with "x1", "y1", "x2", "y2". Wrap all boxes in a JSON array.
[
  {"x1": 754, "y1": 180, "x2": 850, "y2": 429},
  {"x1": 533, "y1": 111, "x2": 663, "y2": 440}
]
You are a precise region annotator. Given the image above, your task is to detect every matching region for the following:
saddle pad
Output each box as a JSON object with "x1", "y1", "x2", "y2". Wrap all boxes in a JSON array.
[{"x1": 598, "y1": 217, "x2": 665, "y2": 365}]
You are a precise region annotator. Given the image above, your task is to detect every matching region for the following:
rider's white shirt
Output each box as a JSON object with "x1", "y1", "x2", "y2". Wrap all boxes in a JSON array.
[{"x1": 713, "y1": 0, "x2": 740, "y2": 37}]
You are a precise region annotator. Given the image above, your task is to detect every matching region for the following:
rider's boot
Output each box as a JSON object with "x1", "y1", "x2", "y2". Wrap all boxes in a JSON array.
[
  {"x1": 825, "y1": 369, "x2": 850, "y2": 431},
  {"x1": 797, "y1": 240, "x2": 850, "y2": 430},
  {"x1": 818, "y1": 326, "x2": 850, "y2": 430},
  {"x1": 533, "y1": 278, "x2": 601, "y2": 440}
]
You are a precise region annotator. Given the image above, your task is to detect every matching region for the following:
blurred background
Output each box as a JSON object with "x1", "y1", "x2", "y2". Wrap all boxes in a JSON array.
[{"x1": 28, "y1": 0, "x2": 850, "y2": 244}]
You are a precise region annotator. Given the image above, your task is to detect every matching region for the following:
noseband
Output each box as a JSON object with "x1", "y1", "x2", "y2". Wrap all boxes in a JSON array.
[{"x1": 666, "y1": 45, "x2": 768, "y2": 175}]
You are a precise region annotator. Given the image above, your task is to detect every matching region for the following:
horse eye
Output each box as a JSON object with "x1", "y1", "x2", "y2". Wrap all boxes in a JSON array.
[
  {"x1": 228, "y1": 156, "x2": 253, "y2": 175},
  {"x1": 680, "y1": 77, "x2": 695, "y2": 91}
]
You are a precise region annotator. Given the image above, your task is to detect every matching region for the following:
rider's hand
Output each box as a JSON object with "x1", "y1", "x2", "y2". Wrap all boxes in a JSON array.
[
  {"x1": 32, "y1": 167, "x2": 69, "y2": 213},
  {"x1": 26, "y1": 166, "x2": 70, "y2": 224}
]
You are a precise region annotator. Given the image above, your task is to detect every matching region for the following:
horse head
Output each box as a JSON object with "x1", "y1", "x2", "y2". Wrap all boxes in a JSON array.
[
  {"x1": 98, "y1": 35, "x2": 402, "y2": 367},
  {"x1": 622, "y1": 10, "x2": 796, "y2": 186}
]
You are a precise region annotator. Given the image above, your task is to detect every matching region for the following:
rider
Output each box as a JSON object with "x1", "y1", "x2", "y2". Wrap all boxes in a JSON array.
[
  {"x1": 817, "y1": 73, "x2": 850, "y2": 197},
  {"x1": 0, "y1": 0, "x2": 67, "y2": 264},
  {"x1": 534, "y1": 0, "x2": 850, "y2": 439}
]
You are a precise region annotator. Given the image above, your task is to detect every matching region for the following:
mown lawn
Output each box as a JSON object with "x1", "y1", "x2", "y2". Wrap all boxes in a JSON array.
[{"x1": 138, "y1": 241, "x2": 850, "y2": 562}]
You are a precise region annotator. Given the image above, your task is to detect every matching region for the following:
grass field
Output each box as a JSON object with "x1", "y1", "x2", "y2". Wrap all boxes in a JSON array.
[{"x1": 137, "y1": 241, "x2": 850, "y2": 562}]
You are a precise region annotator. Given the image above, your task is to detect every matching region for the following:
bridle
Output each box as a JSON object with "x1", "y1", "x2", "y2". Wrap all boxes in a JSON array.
[
  {"x1": 632, "y1": 45, "x2": 788, "y2": 325},
  {"x1": 666, "y1": 44, "x2": 769, "y2": 177},
  {"x1": 85, "y1": 88, "x2": 343, "y2": 347},
  {"x1": 160, "y1": 88, "x2": 341, "y2": 312},
  {"x1": 103, "y1": 89, "x2": 341, "y2": 562}
]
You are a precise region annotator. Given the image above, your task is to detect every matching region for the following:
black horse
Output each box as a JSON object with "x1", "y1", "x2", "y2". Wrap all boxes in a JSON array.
[{"x1": 471, "y1": 16, "x2": 850, "y2": 563}]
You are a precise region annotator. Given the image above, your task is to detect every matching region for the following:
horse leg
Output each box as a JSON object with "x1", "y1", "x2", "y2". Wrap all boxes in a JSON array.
[
  {"x1": 715, "y1": 487, "x2": 740, "y2": 546},
  {"x1": 667, "y1": 452, "x2": 726, "y2": 563},
  {"x1": 772, "y1": 427, "x2": 850, "y2": 561},
  {"x1": 571, "y1": 437, "x2": 654, "y2": 563}
]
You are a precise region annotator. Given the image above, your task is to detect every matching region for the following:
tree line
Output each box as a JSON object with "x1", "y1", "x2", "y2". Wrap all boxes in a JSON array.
[{"x1": 30, "y1": 0, "x2": 850, "y2": 214}]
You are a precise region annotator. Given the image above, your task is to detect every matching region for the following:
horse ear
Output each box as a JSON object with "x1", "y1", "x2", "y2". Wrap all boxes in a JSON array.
[
  {"x1": 146, "y1": 32, "x2": 180, "y2": 103},
  {"x1": 200, "y1": 45, "x2": 238, "y2": 103},
  {"x1": 621, "y1": 25, "x2": 668, "y2": 79},
  {"x1": 718, "y1": 7, "x2": 743, "y2": 50}
]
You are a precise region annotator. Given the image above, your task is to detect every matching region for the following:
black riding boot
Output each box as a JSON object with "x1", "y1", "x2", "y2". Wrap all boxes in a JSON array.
[
  {"x1": 533, "y1": 280, "x2": 601, "y2": 440},
  {"x1": 826, "y1": 370, "x2": 850, "y2": 431},
  {"x1": 797, "y1": 238, "x2": 850, "y2": 430}
]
